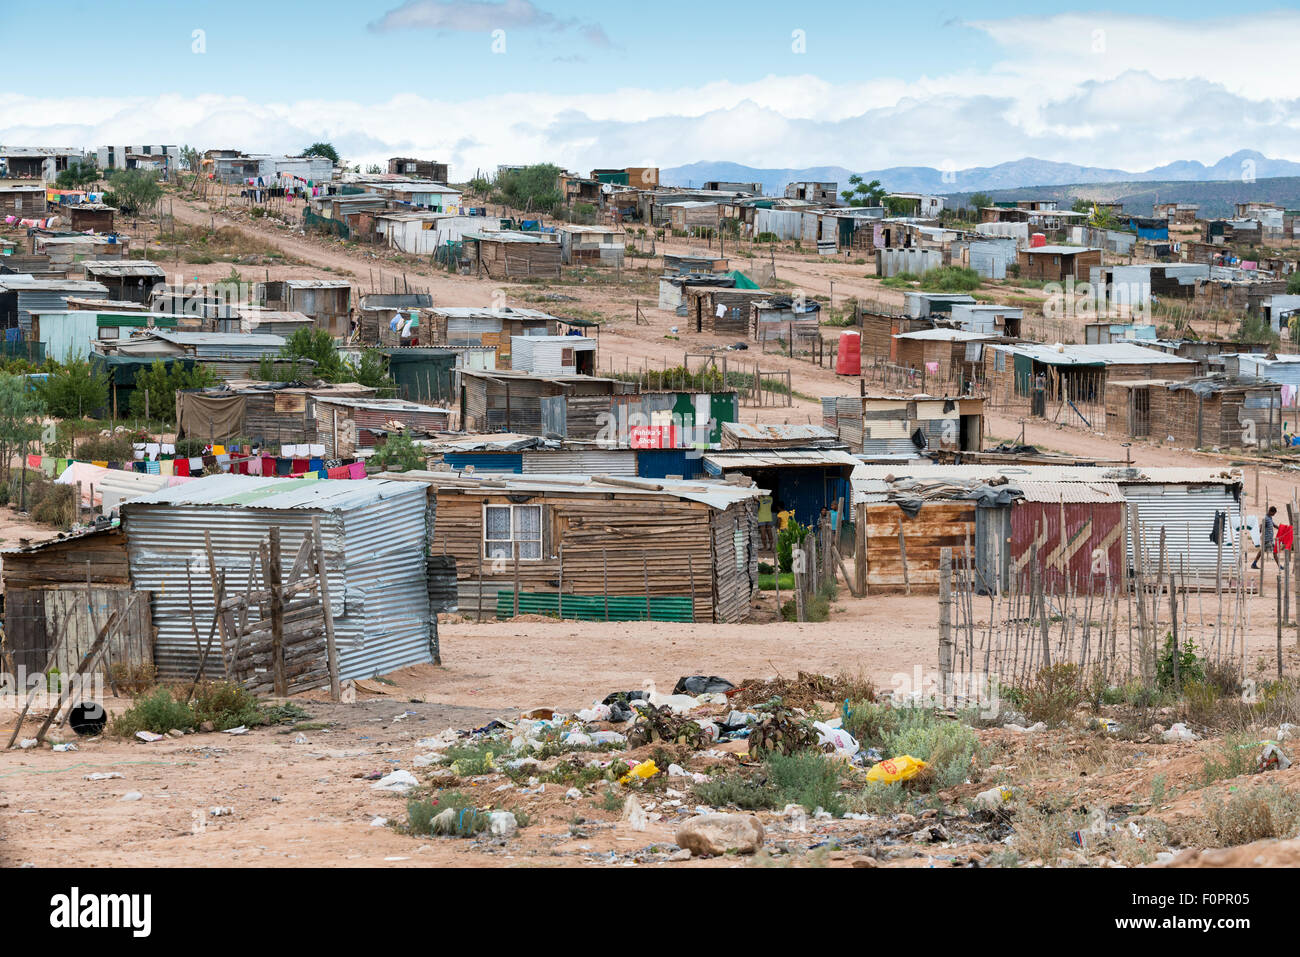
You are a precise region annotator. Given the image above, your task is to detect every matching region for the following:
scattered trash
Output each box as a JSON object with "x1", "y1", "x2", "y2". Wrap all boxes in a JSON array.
[
  {"x1": 135, "y1": 731, "x2": 163, "y2": 743},
  {"x1": 488, "y1": 811, "x2": 518, "y2": 838},
  {"x1": 221, "y1": 726, "x2": 249, "y2": 735},
  {"x1": 84, "y1": 772, "x2": 123, "y2": 781},
  {"x1": 1257, "y1": 743, "x2": 1292, "y2": 773},
  {"x1": 209, "y1": 806, "x2": 233, "y2": 817},
  {"x1": 51, "y1": 743, "x2": 77, "y2": 752},
  {"x1": 973, "y1": 786, "x2": 1013, "y2": 810},
  {"x1": 673, "y1": 676, "x2": 736, "y2": 696},
  {"x1": 370, "y1": 769, "x2": 419, "y2": 793},
  {"x1": 121, "y1": 791, "x2": 143, "y2": 802},
  {"x1": 68, "y1": 702, "x2": 107, "y2": 737},
  {"x1": 622, "y1": 796, "x2": 649, "y2": 831},
  {"x1": 370, "y1": 816, "x2": 389, "y2": 827},
  {"x1": 619, "y1": 759, "x2": 660, "y2": 784},
  {"x1": 293, "y1": 733, "x2": 309, "y2": 745},
  {"x1": 1160, "y1": 723, "x2": 1198, "y2": 743},
  {"x1": 866, "y1": 755, "x2": 927, "y2": 784}
]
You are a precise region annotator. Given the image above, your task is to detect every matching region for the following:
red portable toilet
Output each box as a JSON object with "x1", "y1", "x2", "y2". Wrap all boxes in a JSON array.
[
  {"x1": 1030, "y1": 232, "x2": 1046, "y2": 248},
  {"x1": 835, "y1": 331, "x2": 861, "y2": 376}
]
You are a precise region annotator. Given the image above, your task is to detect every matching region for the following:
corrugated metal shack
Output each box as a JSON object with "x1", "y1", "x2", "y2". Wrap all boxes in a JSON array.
[
  {"x1": 380, "y1": 346, "x2": 496, "y2": 403},
  {"x1": 176, "y1": 380, "x2": 378, "y2": 446},
  {"x1": 510, "y1": 335, "x2": 598, "y2": 376},
  {"x1": 823, "y1": 394, "x2": 986, "y2": 456},
  {"x1": 102, "y1": 331, "x2": 288, "y2": 383},
  {"x1": 683, "y1": 285, "x2": 767, "y2": 335},
  {"x1": 458, "y1": 369, "x2": 624, "y2": 437},
  {"x1": 80, "y1": 260, "x2": 165, "y2": 303},
  {"x1": 357, "y1": 293, "x2": 432, "y2": 344},
  {"x1": 851, "y1": 464, "x2": 1245, "y2": 591},
  {"x1": 703, "y1": 449, "x2": 858, "y2": 528},
  {"x1": 0, "y1": 277, "x2": 110, "y2": 334},
  {"x1": 426, "y1": 306, "x2": 558, "y2": 367},
  {"x1": 719, "y1": 422, "x2": 843, "y2": 450},
  {"x1": 121, "y1": 476, "x2": 435, "y2": 681},
  {"x1": 465, "y1": 231, "x2": 562, "y2": 280},
  {"x1": 236, "y1": 309, "x2": 315, "y2": 337},
  {"x1": 257, "y1": 280, "x2": 352, "y2": 337},
  {"x1": 380, "y1": 472, "x2": 760, "y2": 623},
  {"x1": 1105, "y1": 375, "x2": 1283, "y2": 449},
  {"x1": 313, "y1": 395, "x2": 454, "y2": 457},
  {"x1": 1, "y1": 526, "x2": 153, "y2": 680}
]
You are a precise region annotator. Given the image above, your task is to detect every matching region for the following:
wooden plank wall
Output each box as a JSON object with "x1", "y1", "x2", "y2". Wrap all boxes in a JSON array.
[
  {"x1": 864, "y1": 501, "x2": 975, "y2": 588},
  {"x1": 431, "y1": 490, "x2": 726, "y2": 621}
]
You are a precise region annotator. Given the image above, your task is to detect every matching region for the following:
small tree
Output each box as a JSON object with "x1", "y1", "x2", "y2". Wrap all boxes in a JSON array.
[
  {"x1": 130, "y1": 360, "x2": 217, "y2": 423},
  {"x1": 967, "y1": 192, "x2": 992, "y2": 213},
  {"x1": 302, "y1": 142, "x2": 340, "y2": 164},
  {"x1": 34, "y1": 359, "x2": 109, "y2": 418},
  {"x1": 55, "y1": 162, "x2": 100, "y2": 190},
  {"x1": 496, "y1": 164, "x2": 562, "y2": 213},
  {"x1": 0, "y1": 373, "x2": 44, "y2": 483},
  {"x1": 107, "y1": 169, "x2": 163, "y2": 214},
  {"x1": 840, "y1": 174, "x2": 885, "y2": 208},
  {"x1": 281, "y1": 327, "x2": 343, "y2": 380},
  {"x1": 348, "y1": 350, "x2": 393, "y2": 391},
  {"x1": 369, "y1": 433, "x2": 424, "y2": 472}
]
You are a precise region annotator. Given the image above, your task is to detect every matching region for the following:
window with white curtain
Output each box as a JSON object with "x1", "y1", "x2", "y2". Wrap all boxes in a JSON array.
[{"x1": 483, "y1": 504, "x2": 543, "y2": 560}]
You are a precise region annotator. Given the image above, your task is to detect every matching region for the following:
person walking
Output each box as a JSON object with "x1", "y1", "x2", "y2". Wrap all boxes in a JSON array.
[{"x1": 1252, "y1": 506, "x2": 1280, "y2": 570}]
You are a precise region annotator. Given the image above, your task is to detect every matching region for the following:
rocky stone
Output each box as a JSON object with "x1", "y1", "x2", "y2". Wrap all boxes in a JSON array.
[
  {"x1": 199, "y1": 721, "x2": 215, "y2": 733},
  {"x1": 675, "y1": 813, "x2": 765, "y2": 857}
]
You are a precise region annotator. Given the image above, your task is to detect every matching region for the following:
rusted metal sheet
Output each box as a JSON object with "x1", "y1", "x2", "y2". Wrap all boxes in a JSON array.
[{"x1": 1010, "y1": 500, "x2": 1124, "y2": 594}]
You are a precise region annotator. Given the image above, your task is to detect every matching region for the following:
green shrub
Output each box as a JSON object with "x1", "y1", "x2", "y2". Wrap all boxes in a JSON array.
[
  {"x1": 1020, "y1": 662, "x2": 1082, "y2": 725},
  {"x1": 887, "y1": 712, "x2": 979, "y2": 788},
  {"x1": 776, "y1": 519, "x2": 808, "y2": 573},
  {"x1": 1191, "y1": 784, "x2": 1300, "y2": 847},
  {"x1": 919, "y1": 266, "x2": 981, "y2": 292},
  {"x1": 692, "y1": 773, "x2": 780, "y2": 810},
  {"x1": 765, "y1": 751, "x2": 846, "y2": 815},
  {"x1": 190, "y1": 681, "x2": 261, "y2": 730},
  {"x1": 35, "y1": 359, "x2": 109, "y2": 418},
  {"x1": 111, "y1": 687, "x2": 196, "y2": 736},
  {"x1": 406, "y1": 790, "x2": 491, "y2": 837},
  {"x1": 1156, "y1": 633, "x2": 1205, "y2": 690}
]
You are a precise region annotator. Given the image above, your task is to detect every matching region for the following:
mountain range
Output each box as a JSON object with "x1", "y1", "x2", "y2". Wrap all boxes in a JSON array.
[{"x1": 661, "y1": 151, "x2": 1300, "y2": 197}]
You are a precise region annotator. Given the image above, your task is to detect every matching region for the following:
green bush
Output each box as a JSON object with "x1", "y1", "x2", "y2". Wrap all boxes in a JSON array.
[
  {"x1": 111, "y1": 687, "x2": 196, "y2": 736},
  {"x1": 692, "y1": 773, "x2": 781, "y2": 810},
  {"x1": 35, "y1": 359, "x2": 109, "y2": 418},
  {"x1": 919, "y1": 266, "x2": 981, "y2": 292},
  {"x1": 1020, "y1": 662, "x2": 1082, "y2": 725},
  {"x1": 1157, "y1": 633, "x2": 1205, "y2": 690},
  {"x1": 130, "y1": 360, "x2": 217, "y2": 422},
  {"x1": 776, "y1": 519, "x2": 808, "y2": 574},
  {"x1": 190, "y1": 681, "x2": 261, "y2": 730},
  {"x1": 766, "y1": 751, "x2": 846, "y2": 815},
  {"x1": 369, "y1": 433, "x2": 423, "y2": 472}
]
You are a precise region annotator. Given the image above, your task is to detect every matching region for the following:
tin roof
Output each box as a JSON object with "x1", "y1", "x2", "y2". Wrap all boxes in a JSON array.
[
  {"x1": 704, "y1": 449, "x2": 861, "y2": 469},
  {"x1": 894, "y1": 328, "x2": 994, "y2": 341},
  {"x1": 851, "y1": 464, "x2": 1242, "y2": 503},
  {"x1": 989, "y1": 342, "x2": 1196, "y2": 366},
  {"x1": 80, "y1": 260, "x2": 167, "y2": 278},
  {"x1": 379, "y1": 470, "x2": 764, "y2": 510},
  {"x1": 1015, "y1": 481, "x2": 1124, "y2": 503},
  {"x1": 721, "y1": 423, "x2": 837, "y2": 441},
  {"x1": 121, "y1": 475, "x2": 418, "y2": 511},
  {"x1": 311, "y1": 395, "x2": 453, "y2": 414}
]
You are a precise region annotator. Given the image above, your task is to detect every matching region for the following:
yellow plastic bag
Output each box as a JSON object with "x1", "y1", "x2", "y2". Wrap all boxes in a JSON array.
[
  {"x1": 865, "y1": 754, "x2": 927, "y2": 784},
  {"x1": 619, "y1": 759, "x2": 660, "y2": 784}
]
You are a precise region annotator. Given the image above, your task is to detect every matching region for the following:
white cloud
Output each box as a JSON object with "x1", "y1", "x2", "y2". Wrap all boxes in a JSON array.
[
  {"x1": 369, "y1": 0, "x2": 612, "y2": 46},
  {"x1": 3, "y1": 13, "x2": 1299, "y2": 176}
]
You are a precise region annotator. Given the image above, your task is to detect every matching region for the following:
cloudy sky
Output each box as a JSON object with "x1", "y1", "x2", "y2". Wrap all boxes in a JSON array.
[{"x1": 2, "y1": 1, "x2": 1298, "y2": 178}]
